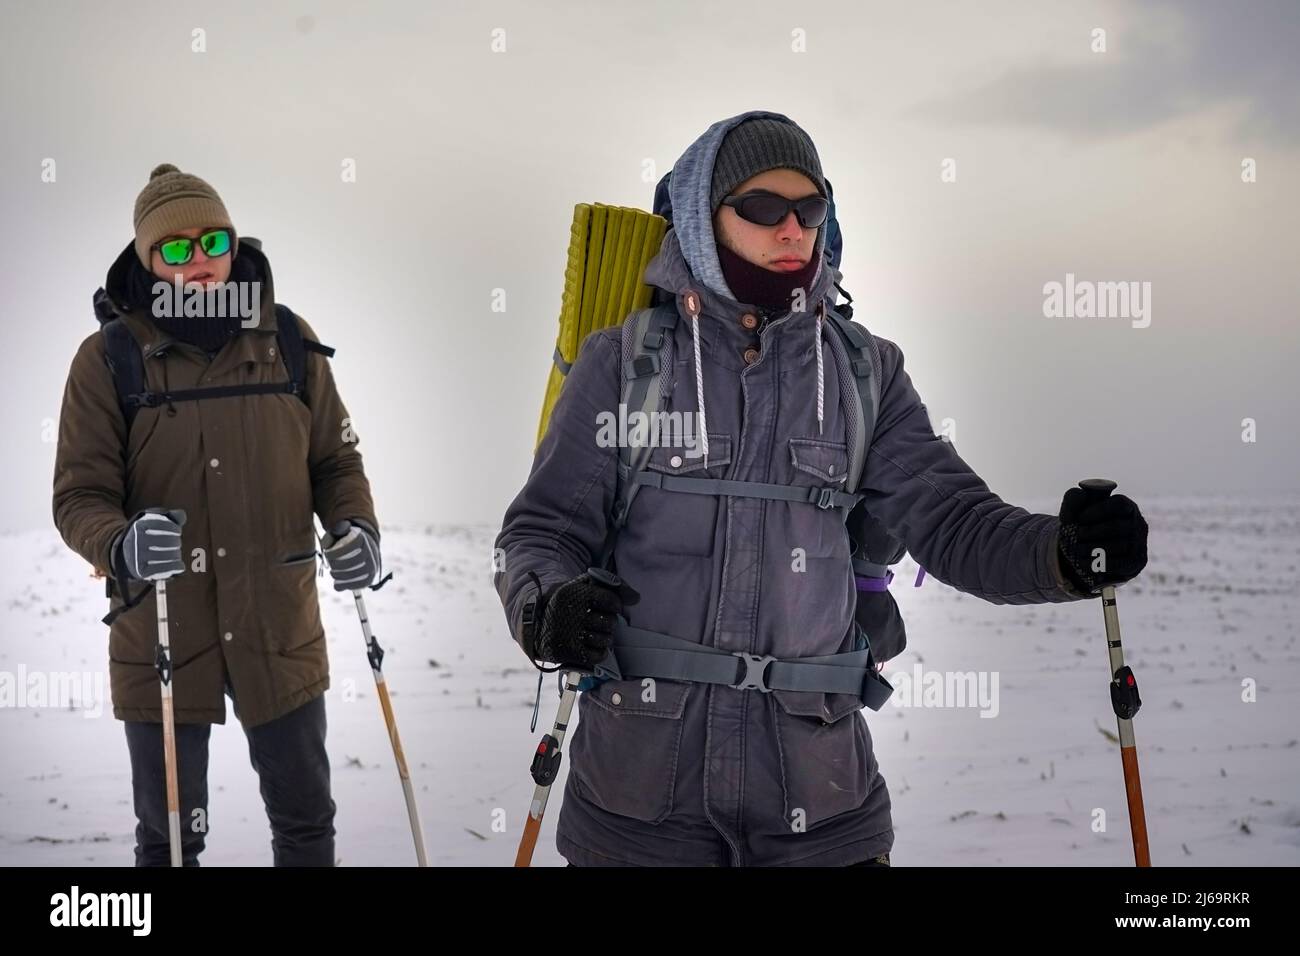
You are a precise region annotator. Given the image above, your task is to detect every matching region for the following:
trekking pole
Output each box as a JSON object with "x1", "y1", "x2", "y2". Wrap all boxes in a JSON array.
[
  {"x1": 153, "y1": 576, "x2": 183, "y2": 868},
  {"x1": 516, "y1": 670, "x2": 583, "y2": 867},
  {"x1": 1076, "y1": 478, "x2": 1151, "y2": 867},
  {"x1": 352, "y1": 588, "x2": 428, "y2": 867},
  {"x1": 318, "y1": 526, "x2": 428, "y2": 866}
]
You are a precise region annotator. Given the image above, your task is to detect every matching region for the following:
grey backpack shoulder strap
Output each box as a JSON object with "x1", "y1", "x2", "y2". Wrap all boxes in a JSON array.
[
  {"x1": 596, "y1": 302, "x2": 679, "y2": 568},
  {"x1": 823, "y1": 308, "x2": 882, "y2": 492}
]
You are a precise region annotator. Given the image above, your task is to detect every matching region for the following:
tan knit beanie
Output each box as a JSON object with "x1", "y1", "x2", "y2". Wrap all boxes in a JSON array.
[{"x1": 133, "y1": 163, "x2": 237, "y2": 269}]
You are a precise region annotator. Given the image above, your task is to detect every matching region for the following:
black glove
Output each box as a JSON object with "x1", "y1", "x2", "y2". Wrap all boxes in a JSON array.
[
  {"x1": 526, "y1": 569, "x2": 640, "y2": 668},
  {"x1": 1056, "y1": 488, "x2": 1149, "y2": 593}
]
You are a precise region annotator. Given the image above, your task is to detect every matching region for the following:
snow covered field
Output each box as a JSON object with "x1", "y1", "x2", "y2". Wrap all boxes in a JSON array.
[{"x1": 2, "y1": 495, "x2": 1297, "y2": 866}]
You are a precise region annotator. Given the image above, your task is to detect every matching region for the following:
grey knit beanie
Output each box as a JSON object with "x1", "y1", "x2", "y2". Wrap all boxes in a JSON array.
[{"x1": 709, "y1": 117, "x2": 826, "y2": 214}]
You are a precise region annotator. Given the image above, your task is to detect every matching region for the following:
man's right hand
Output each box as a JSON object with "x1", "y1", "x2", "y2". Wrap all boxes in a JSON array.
[
  {"x1": 116, "y1": 508, "x2": 187, "y2": 582},
  {"x1": 528, "y1": 570, "x2": 639, "y2": 668}
]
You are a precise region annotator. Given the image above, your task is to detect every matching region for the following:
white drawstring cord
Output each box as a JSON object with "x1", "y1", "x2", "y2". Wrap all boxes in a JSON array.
[
  {"x1": 815, "y1": 304, "x2": 825, "y2": 435},
  {"x1": 690, "y1": 311, "x2": 709, "y2": 467}
]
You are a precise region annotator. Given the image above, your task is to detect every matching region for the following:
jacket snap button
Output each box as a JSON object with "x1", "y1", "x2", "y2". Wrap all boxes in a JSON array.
[
  {"x1": 209, "y1": 458, "x2": 220, "y2": 468},
  {"x1": 670, "y1": 455, "x2": 683, "y2": 468},
  {"x1": 268, "y1": 347, "x2": 276, "y2": 358},
  {"x1": 740, "y1": 313, "x2": 758, "y2": 330},
  {"x1": 223, "y1": 631, "x2": 233, "y2": 642},
  {"x1": 743, "y1": 347, "x2": 760, "y2": 365},
  {"x1": 610, "y1": 692, "x2": 622, "y2": 705},
  {"x1": 217, "y1": 547, "x2": 227, "y2": 557}
]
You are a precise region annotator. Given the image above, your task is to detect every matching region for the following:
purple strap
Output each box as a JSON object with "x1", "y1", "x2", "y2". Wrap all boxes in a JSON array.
[
  {"x1": 855, "y1": 569, "x2": 894, "y2": 593},
  {"x1": 915, "y1": 566, "x2": 926, "y2": 587}
]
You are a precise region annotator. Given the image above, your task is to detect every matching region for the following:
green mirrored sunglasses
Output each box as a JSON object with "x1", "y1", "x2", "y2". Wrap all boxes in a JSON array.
[{"x1": 154, "y1": 228, "x2": 232, "y2": 266}]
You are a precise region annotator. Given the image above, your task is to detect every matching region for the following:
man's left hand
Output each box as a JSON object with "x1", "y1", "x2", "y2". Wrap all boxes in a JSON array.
[
  {"x1": 1056, "y1": 488, "x2": 1148, "y2": 594},
  {"x1": 321, "y1": 519, "x2": 383, "y2": 591}
]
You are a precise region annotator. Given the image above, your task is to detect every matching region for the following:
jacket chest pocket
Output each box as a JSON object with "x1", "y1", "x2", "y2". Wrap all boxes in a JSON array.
[
  {"x1": 569, "y1": 678, "x2": 694, "y2": 823},
  {"x1": 788, "y1": 437, "x2": 850, "y2": 487},
  {"x1": 630, "y1": 433, "x2": 732, "y2": 557},
  {"x1": 786, "y1": 438, "x2": 853, "y2": 559}
]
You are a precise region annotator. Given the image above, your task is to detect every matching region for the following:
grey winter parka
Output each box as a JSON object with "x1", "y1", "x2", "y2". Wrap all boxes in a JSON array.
[{"x1": 493, "y1": 110, "x2": 1091, "y2": 866}]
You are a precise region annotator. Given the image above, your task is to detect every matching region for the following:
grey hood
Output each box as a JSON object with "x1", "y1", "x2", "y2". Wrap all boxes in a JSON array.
[{"x1": 664, "y1": 109, "x2": 832, "y2": 303}]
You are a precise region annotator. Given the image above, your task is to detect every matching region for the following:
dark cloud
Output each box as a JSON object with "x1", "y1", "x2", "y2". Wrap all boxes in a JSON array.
[{"x1": 912, "y1": 0, "x2": 1300, "y2": 146}]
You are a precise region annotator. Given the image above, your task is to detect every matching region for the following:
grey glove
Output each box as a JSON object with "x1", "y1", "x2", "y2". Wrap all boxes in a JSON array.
[
  {"x1": 115, "y1": 508, "x2": 187, "y2": 582},
  {"x1": 320, "y1": 519, "x2": 382, "y2": 591}
]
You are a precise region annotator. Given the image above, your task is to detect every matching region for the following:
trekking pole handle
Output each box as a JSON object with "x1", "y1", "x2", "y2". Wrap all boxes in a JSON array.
[
  {"x1": 1077, "y1": 477, "x2": 1117, "y2": 503},
  {"x1": 1073, "y1": 479, "x2": 1119, "y2": 596}
]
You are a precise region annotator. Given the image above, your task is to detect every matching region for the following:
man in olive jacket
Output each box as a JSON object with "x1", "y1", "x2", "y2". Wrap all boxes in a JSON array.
[{"x1": 52, "y1": 164, "x2": 384, "y2": 865}]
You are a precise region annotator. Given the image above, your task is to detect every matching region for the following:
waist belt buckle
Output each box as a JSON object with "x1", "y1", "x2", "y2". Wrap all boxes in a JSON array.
[
  {"x1": 814, "y1": 487, "x2": 836, "y2": 509},
  {"x1": 731, "y1": 652, "x2": 777, "y2": 693}
]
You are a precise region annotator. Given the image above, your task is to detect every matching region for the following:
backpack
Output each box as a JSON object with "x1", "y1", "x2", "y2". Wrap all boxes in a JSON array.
[{"x1": 91, "y1": 289, "x2": 335, "y2": 432}]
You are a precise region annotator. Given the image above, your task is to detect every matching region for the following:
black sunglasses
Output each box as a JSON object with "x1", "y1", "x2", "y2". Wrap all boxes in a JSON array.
[{"x1": 720, "y1": 191, "x2": 828, "y2": 228}]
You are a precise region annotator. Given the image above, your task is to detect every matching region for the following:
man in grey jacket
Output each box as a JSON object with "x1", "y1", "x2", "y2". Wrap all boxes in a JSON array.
[{"x1": 494, "y1": 110, "x2": 1148, "y2": 867}]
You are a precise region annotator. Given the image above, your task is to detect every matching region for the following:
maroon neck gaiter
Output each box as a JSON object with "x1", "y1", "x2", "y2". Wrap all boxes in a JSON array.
[{"x1": 716, "y1": 241, "x2": 821, "y2": 313}]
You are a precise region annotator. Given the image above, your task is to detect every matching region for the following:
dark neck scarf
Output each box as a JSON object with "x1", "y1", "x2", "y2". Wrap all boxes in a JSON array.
[
  {"x1": 125, "y1": 253, "x2": 258, "y2": 354},
  {"x1": 716, "y1": 241, "x2": 821, "y2": 314},
  {"x1": 149, "y1": 312, "x2": 246, "y2": 354}
]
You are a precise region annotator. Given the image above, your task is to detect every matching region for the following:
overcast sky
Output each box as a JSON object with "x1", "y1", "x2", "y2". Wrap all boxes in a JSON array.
[{"x1": 2, "y1": 0, "x2": 1296, "y2": 535}]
